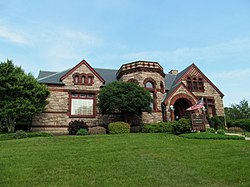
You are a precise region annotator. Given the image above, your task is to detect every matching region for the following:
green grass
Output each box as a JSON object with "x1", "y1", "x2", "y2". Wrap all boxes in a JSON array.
[
  {"x1": 180, "y1": 132, "x2": 245, "y2": 140},
  {"x1": 0, "y1": 133, "x2": 250, "y2": 187}
]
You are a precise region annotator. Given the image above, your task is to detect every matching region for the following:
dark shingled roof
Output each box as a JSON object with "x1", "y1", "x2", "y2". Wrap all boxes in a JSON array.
[
  {"x1": 164, "y1": 74, "x2": 177, "y2": 90},
  {"x1": 37, "y1": 68, "x2": 118, "y2": 85},
  {"x1": 94, "y1": 68, "x2": 118, "y2": 84},
  {"x1": 37, "y1": 64, "x2": 190, "y2": 90}
]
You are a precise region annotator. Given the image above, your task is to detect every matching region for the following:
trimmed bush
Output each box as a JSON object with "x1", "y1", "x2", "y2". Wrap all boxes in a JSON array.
[
  {"x1": 13, "y1": 130, "x2": 27, "y2": 139},
  {"x1": 208, "y1": 116, "x2": 225, "y2": 130},
  {"x1": 217, "y1": 129, "x2": 225, "y2": 135},
  {"x1": 108, "y1": 122, "x2": 130, "y2": 134},
  {"x1": 88, "y1": 127, "x2": 106, "y2": 135},
  {"x1": 76, "y1": 129, "x2": 88, "y2": 136},
  {"x1": 141, "y1": 122, "x2": 172, "y2": 133},
  {"x1": 227, "y1": 119, "x2": 250, "y2": 132},
  {"x1": 206, "y1": 128, "x2": 216, "y2": 133},
  {"x1": 227, "y1": 127, "x2": 244, "y2": 133},
  {"x1": 170, "y1": 118, "x2": 192, "y2": 134},
  {"x1": 68, "y1": 120, "x2": 89, "y2": 135}
]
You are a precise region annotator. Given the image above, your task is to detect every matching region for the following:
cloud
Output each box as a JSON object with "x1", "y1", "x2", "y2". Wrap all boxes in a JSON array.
[
  {"x1": 120, "y1": 38, "x2": 250, "y2": 66},
  {"x1": 210, "y1": 68, "x2": 250, "y2": 79},
  {"x1": 0, "y1": 26, "x2": 30, "y2": 45}
]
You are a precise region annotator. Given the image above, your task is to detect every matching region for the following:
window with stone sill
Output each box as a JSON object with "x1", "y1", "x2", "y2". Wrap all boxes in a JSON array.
[{"x1": 70, "y1": 93, "x2": 95, "y2": 117}]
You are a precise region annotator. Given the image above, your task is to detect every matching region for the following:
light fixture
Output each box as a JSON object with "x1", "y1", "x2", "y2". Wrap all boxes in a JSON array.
[{"x1": 169, "y1": 105, "x2": 175, "y2": 111}]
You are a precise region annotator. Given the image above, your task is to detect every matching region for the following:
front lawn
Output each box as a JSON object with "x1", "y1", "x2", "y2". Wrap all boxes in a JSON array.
[{"x1": 0, "y1": 133, "x2": 249, "y2": 187}]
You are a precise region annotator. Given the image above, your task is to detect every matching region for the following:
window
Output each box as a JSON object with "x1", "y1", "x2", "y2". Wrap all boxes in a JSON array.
[
  {"x1": 72, "y1": 73, "x2": 94, "y2": 86},
  {"x1": 145, "y1": 81, "x2": 154, "y2": 89},
  {"x1": 70, "y1": 93, "x2": 95, "y2": 117},
  {"x1": 186, "y1": 77, "x2": 204, "y2": 92},
  {"x1": 160, "y1": 81, "x2": 164, "y2": 93}
]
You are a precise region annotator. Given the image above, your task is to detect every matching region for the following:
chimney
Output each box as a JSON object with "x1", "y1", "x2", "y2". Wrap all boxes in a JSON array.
[{"x1": 169, "y1": 70, "x2": 178, "y2": 75}]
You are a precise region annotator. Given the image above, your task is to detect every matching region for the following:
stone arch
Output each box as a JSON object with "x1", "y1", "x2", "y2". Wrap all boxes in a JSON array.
[{"x1": 170, "y1": 93, "x2": 196, "y2": 106}]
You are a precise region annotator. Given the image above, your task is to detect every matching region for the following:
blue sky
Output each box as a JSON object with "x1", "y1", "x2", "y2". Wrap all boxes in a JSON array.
[{"x1": 0, "y1": 0, "x2": 250, "y2": 107}]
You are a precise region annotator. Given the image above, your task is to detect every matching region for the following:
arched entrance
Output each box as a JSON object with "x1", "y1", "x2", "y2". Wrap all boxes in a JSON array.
[{"x1": 174, "y1": 98, "x2": 192, "y2": 120}]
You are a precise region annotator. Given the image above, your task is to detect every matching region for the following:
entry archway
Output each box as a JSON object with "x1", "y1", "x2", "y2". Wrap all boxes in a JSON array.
[{"x1": 174, "y1": 98, "x2": 192, "y2": 119}]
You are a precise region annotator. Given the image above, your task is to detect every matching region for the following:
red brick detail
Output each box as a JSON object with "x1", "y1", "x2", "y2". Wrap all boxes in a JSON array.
[{"x1": 170, "y1": 93, "x2": 197, "y2": 106}]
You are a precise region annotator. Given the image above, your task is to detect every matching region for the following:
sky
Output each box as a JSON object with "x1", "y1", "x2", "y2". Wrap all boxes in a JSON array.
[{"x1": 0, "y1": 0, "x2": 250, "y2": 107}]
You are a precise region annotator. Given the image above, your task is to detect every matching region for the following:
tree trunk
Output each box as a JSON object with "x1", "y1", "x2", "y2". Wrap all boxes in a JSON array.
[{"x1": 6, "y1": 118, "x2": 16, "y2": 132}]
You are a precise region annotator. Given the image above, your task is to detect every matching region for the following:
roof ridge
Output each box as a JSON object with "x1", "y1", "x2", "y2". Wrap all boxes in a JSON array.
[{"x1": 38, "y1": 68, "x2": 70, "y2": 81}]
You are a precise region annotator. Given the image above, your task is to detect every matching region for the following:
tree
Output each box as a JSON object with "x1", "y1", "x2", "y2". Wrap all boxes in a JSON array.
[
  {"x1": 98, "y1": 81, "x2": 152, "y2": 121},
  {"x1": 0, "y1": 60, "x2": 49, "y2": 132},
  {"x1": 225, "y1": 99, "x2": 250, "y2": 120}
]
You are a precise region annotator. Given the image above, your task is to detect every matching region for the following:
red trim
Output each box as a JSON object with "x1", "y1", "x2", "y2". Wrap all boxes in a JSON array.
[
  {"x1": 175, "y1": 64, "x2": 224, "y2": 97},
  {"x1": 60, "y1": 60, "x2": 105, "y2": 83},
  {"x1": 164, "y1": 82, "x2": 198, "y2": 106},
  {"x1": 68, "y1": 92, "x2": 97, "y2": 118}
]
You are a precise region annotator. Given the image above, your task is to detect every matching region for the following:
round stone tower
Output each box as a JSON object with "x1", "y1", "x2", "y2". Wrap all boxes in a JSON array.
[{"x1": 116, "y1": 61, "x2": 165, "y2": 116}]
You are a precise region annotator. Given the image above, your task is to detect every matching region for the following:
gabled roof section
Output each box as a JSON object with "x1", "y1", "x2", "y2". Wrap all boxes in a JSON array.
[
  {"x1": 172, "y1": 63, "x2": 224, "y2": 97},
  {"x1": 60, "y1": 60, "x2": 105, "y2": 83},
  {"x1": 163, "y1": 82, "x2": 198, "y2": 104}
]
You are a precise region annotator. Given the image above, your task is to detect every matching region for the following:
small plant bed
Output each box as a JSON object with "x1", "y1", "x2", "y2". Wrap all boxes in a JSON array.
[{"x1": 179, "y1": 132, "x2": 245, "y2": 140}]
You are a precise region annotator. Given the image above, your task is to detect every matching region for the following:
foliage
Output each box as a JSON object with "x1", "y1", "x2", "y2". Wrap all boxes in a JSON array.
[
  {"x1": 141, "y1": 122, "x2": 172, "y2": 133},
  {"x1": 0, "y1": 60, "x2": 49, "y2": 132},
  {"x1": 0, "y1": 134, "x2": 249, "y2": 186},
  {"x1": 206, "y1": 127, "x2": 216, "y2": 133},
  {"x1": 226, "y1": 119, "x2": 250, "y2": 132},
  {"x1": 227, "y1": 127, "x2": 244, "y2": 133},
  {"x1": 225, "y1": 99, "x2": 250, "y2": 120},
  {"x1": 180, "y1": 132, "x2": 245, "y2": 140},
  {"x1": 141, "y1": 119, "x2": 191, "y2": 134},
  {"x1": 207, "y1": 116, "x2": 225, "y2": 130},
  {"x1": 76, "y1": 129, "x2": 88, "y2": 136},
  {"x1": 217, "y1": 129, "x2": 225, "y2": 135},
  {"x1": 108, "y1": 122, "x2": 130, "y2": 134},
  {"x1": 170, "y1": 118, "x2": 192, "y2": 134},
  {"x1": 88, "y1": 126, "x2": 106, "y2": 135},
  {"x1": 68, "y1": 120, "x2": 89, "y2": 135},
  {"x1": 12, "y1": 130, "x2": 27, "y2": 139},
  {"x1": 98, "y1": 81, "x2": 152, "y2": 117}
]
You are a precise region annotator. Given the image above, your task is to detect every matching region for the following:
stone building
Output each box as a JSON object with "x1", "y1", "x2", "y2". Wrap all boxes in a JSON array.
[{"x1": 32, "y1": 60, "x2": 224, "y2": 133}]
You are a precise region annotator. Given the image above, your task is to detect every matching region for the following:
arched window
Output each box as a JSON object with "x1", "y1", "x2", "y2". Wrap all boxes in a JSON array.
[
  {"x1": 187, "y1": 77, "x2": 192, "y2": 90},
  {"x1": 145, "y1": 81, "x2": 154, "y2": 89},
  {"x1": 192, "y1": 78, "x2": 198, "y2": 91},
  {"x1": 82, "y1": 75, "x2": 86, "y2": 84},
  {"x1": 128, "y1": 78, "x2": 139, "y2": 84},
  {"x1": 198, "y1": 78, "x2": 204, "y2": 91},
  {"x1": 73, "y1": 73, "x2": 80, "y2": 84}
]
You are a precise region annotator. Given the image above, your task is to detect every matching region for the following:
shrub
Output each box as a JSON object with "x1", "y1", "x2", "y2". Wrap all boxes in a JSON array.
[
  {"x1": 208, "y1": 116, "x2": 225, "y2": 130},
  {"x1": 13, "y1": 130, "x2": 27, "y2": 139},
  {"x1": 141, "y1": 122, "x2": 172, "y2": 133},
  {"x1": 217, "y1": 129, "x2": 225, "y2": 135},
  {"x1": 68, "y1": 120, "x2": 89, "y2": 135},
  {"x1": 88, "y1": 127, "x2": 106, "y2": 135},
  {"x1": 108, "y1": 122, "x2": 130, "y2": 134},
  {"x1": 76, "y1": 129, "x2": 88, "y2": 136},
  {"x1": 206, "y1": 128, "x2": 216, "y2": 133},
  {"x1": 227, "y1": 127, "x2": 244, "y2": 133},
  {"x1": 227, "y1": 119, "x2": 250, "y2": 132},
  {"x1": 170, "y1": 118, "x2": 192, "y2": 134}
]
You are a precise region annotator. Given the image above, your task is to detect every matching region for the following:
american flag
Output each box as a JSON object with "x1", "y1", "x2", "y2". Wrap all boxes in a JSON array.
[{"x1": 186, "y1": 97, "x2": 204, "y2": 111}]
